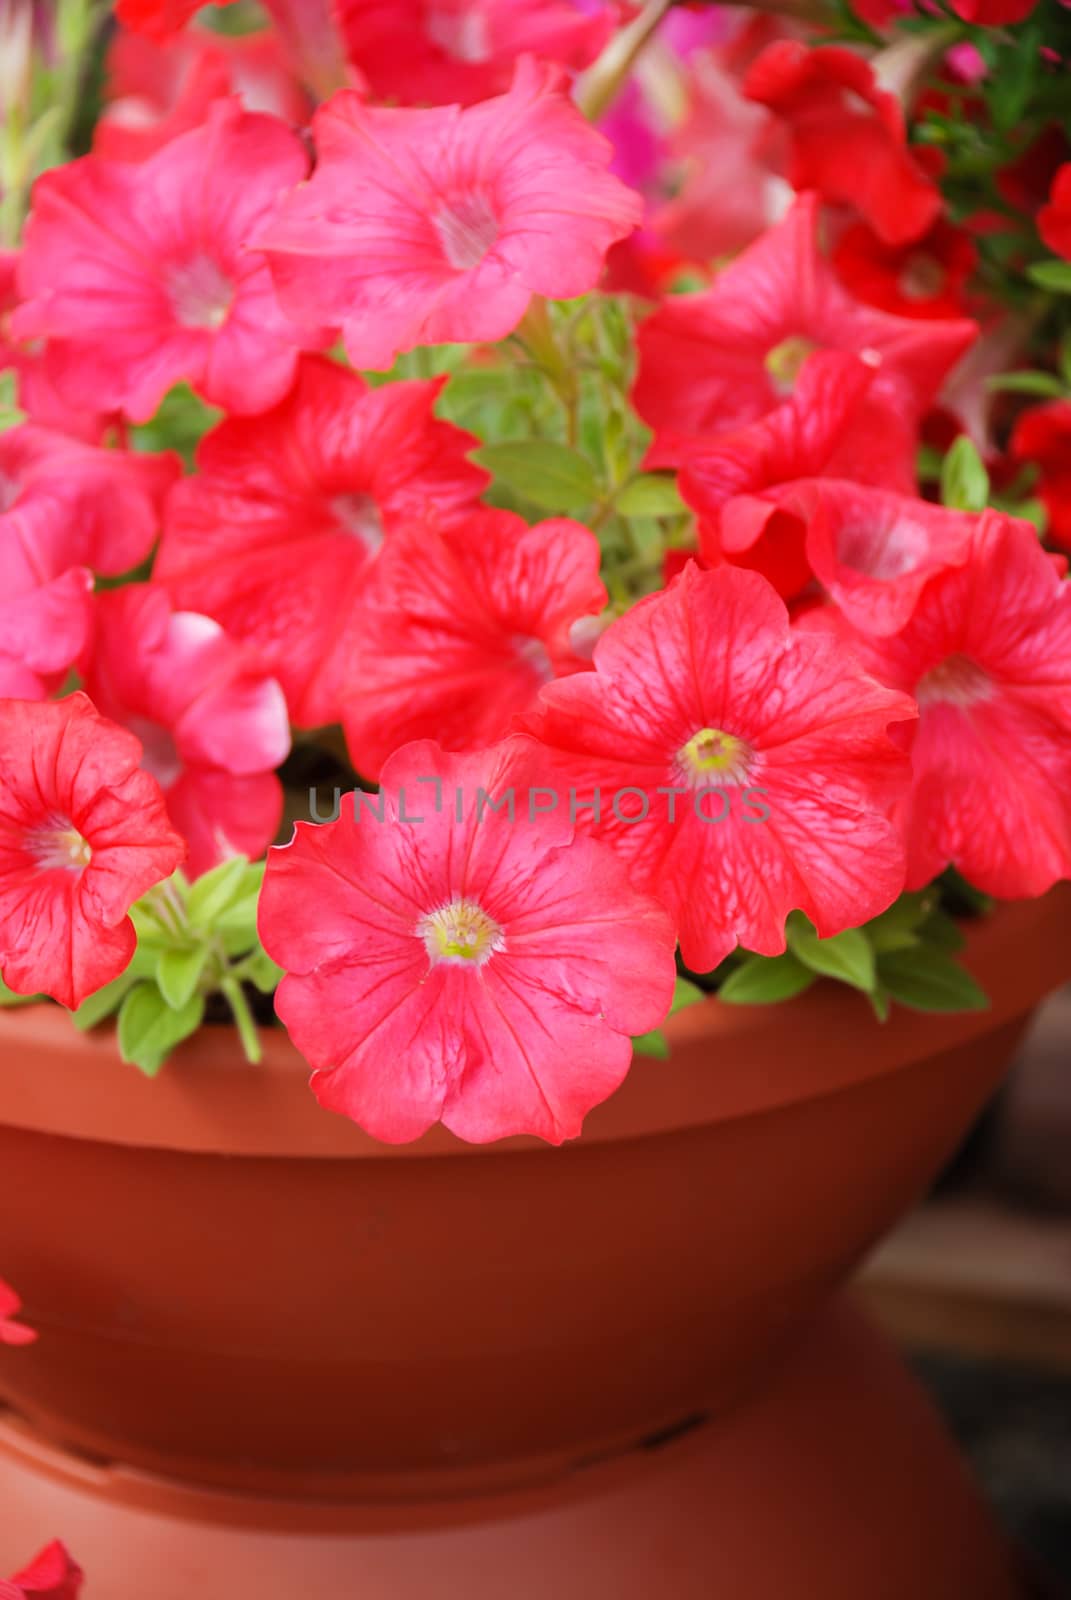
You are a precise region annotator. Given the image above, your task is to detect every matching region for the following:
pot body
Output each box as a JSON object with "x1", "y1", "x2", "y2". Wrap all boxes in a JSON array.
[{"x1": 0, "y1": 887, "x2": 1067, "y2": 1500}]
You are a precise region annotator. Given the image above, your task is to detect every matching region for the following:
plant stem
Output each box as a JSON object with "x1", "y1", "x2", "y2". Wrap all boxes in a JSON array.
[{"x1": 576, "y1": 0, "x2": 677, "y2": 123}]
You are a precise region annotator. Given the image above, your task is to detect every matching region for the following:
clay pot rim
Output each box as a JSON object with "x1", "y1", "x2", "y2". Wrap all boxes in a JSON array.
[{"x1": 1, "y1": 884, "x2": 1068, "y2": 1160}]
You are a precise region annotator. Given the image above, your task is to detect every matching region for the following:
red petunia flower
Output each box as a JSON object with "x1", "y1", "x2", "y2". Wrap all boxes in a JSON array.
[
  {"x1": 2, "y1": 1543, "x2": 84, "y2": 1600},
  {"x1": 947, "y1": 0, "x2": 1038, "y2": 22},
  {"x1": 155, "y1": 354, "x2": 488, "y2": 728},
  {"x1": 12, "y1": 99, "x2": 329, "y2": 423},
  {"x1": 0, "y1": 694, "x2": 185, "y2": 1008},
  {"x1": 258, "y1": 58, "x2": 643, "y2": 370},
  {"x1": 802, "y1": 513, "x2": 1071, "y2": 898},
  {"x1": 0, "y1": 1280, "x2": 36, "y2": 1347},
  {"x1": 833, "y1": 219, "x2": 978, "y2": 321},
  {"x1": 781, "y1": 479, "x2": 982, "y2": 635},
  {"x1": 81, "y1": 587, "x2": 291, "y2": 878},
  {"x1": 521, "y1": 562, "x2": 915, "y2": 973},
  {"x1": 1038, "y1": 164, "x2": 1071, "y2": 260},
  {"x1": 335, "y1": 0, "x2": 620, "y2": 105},
  {"x1": 743, "y1": 42, "x2": 942, "y2": 246},
  {"x1": 339, "y1": 510, "x2": 606, "y2": 780},
  {"x1": 1011, "y1": 399, "x2": 1071, "y2": 551},
  {"x1": 95, "y1": 24, "x2": 309, "y2": 162},
  {"x1": 675, "y1": 352, "x2": 903, "y2": 599},
  {"x1": 632, "y1": 194, "x2": 976, "y2": 465},
  {"x1": 0, "y1": 424, "x2": 179, "y2": 698},
  {"x1": 116, "y1": 0, "x2": 235, "y2": 40},
  {"x1": 258, "y1": 739, "x2": 677, "y2": 1145}
]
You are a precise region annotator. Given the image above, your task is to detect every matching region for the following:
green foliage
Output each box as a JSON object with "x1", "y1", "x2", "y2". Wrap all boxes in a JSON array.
[
  {"x1": 940, "y1": 436, "x2": 990, "y2": 514},
  {"x1": 473, "y1": 440, "x2": 600, "y2": 514},
  {"x1": 70, "y1": 859, "x2": 280, "y2": 1076},
  {"x1": 694, "y1": 886, "x2": 990, "y2": 1020},
  {"x1": 632, "y1": 976, "x2": 706, "y2": 1059},
  {"x1": 131, "y1": 384, "x2": 222, "y2": 468}
]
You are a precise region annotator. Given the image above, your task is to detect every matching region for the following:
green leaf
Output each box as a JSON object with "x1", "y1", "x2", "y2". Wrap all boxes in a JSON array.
[
  {"x1": 0, "y1": 973, "x2": 40, "y2": 1008},
  {"x1": 1026, "y1": 260, "x2": 1071, "y2": 295},
  {"x1": 940, "y1": 436, "x2": 989, "y2": 513},
  {"x1": 718, "y1": 952, "x2": 816, "y2": 1005},
  {"x1": 985, "y1": 371, "x2": 1067, "y2": 399},
  {"x1": 868, "y1": 985, "x2": 891, "y2": 1024},
  {"x1": 70, "y1": 971, "x2": 138, "y2": 1031},
  {"x1": 669, "y1": 976, "x2": 705, "y2": 1015},
  {"x1": 239, "y1": 948, "x2": 284, "y2": 994},
  {"x1": 864, "y1": 892, "x2": 931, "y2": 954},
  {"x1": 876, "y1": 948, "x2": 989, "y2": 1014},
  {"x1": 473, "y1": 440, "x2": 599, "y2": 514},
  {"x1": 917, "y1": 909, "x2": 965, "y2": 952},
  {"x1": 1060, "y1": 333, "x2": 1071, "y2": 391},
  {"x1": 186, "y1": 856, "x2": 250, "y2": 929},
  {"x1": 156, "y1": 944, "x2": 212, "y2": 1010},
  {"x1": 615, "y1": 474, "x2": 686, "y2": 519},
  {"x1": 632, "y1": 1028, "x2": 669, "y2": 1059},
  {"x1": 117, "y1": 983, "x2": 205, "y2": 1076},
  {"x1": 786, "y1": 916, "x2": 876, "y2": 992}
]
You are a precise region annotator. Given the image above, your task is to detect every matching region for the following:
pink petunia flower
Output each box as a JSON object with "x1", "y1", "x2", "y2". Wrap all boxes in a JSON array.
[
  {"x1": 0, "y1": 424, "x2": 179, "y2": 697},
  {"x1": 743, "y1": 42, "x2": 942, "y2": 247},
  {"x1": 257, "y1": 58, "x2": 643, "y2": 370},
  {"x1": 0, "y1": 1279, "x2": 36, "y2": 1347},
  {"x1": 81, "y1": 587, "x2": 291, "y2": 878},
  {"x1": 258, "y1": 739, "x2": 677, "y2": 1145},
  {"x1": 95, "y1": 24, "x2": 309, "y2": 162},
  {"x1": 154, "y1": 354, "x2": 488, "y2": 727},
  {"x1": 0, "y1": 694, "x2": 185, "y2": 1008},
  {"x1": 632, "y1": 194, "x2": 976, "y2": 467},
  {"x1": 12, "y1": 99, "x2": 329, "y2": 423},
  {"x1": 335, "y1": 0, "x2": 620, "y2": 106},
  {"x1": 521, "y1": 562, "x2": 916, "y2": 973},
  {"x1": 337, "y1": 509, "x2": 606, "y2": 780},
  {"x1": 2, "y1": 1544, "x2": 84, "y2": 1600},
  {"x1": 0, "y1": 252, "x2": 106, "y2": 441},
  {"x1": 801, "y1": 513, "x2": 1071, "y2": 899}
]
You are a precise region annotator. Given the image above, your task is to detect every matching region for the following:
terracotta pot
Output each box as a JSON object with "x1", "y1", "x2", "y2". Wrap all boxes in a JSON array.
[{"x1": 0, "y1": 884, "x2": 1068, "y2": 1596}]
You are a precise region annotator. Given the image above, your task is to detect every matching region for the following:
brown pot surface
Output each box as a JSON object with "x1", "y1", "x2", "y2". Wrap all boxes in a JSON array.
[
  {"x1": 0, "y1": 885, "x2": 1068, "y2": 1497},
  {"x1": 0, "y1": 1299, "x2": 1028, "y2": 1600}
]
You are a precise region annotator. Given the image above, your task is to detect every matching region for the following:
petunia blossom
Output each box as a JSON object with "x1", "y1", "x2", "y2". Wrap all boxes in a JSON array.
[
  {"x1": 12, "y1": 99, "x2": 329, "y2": 423},
  {"x1": 335, "y1": 0, "x2": 620, "y2": 105},
  {"x1": 115, "y1": 0, "x2": 235, "y2": 39},
  {"x1": 0, "y1": 694, "x2": 185, "y2": 1008},
  {"x1": 337, "y1": 510, "x2": 606, "y2": 781},
  {"x1": 258, "y1": 739, "x2": 678, "y2": 1145},
  {"x1": 521, "y1": 561, "x2": 916, "y2": 973},
  {"x1": 95, "y1": 24, "x2": 309, "y2": 162},
  {"x1": 632, "y1": 194, "x2": 976, "y2": 467},
  {"x1": 2, "y1": 1544, "x2": 84, "y2": 1600},
  {"x1": 155, "y1": 354, "x2": 488, "y2": 727},
  {"x1": 257, "y1": 58, "x2": 643, "y2": 370},
  {"x1": 743, "y1": 42, "x2": 942, "y2": 246},
  {"x1": 0, "y1": 1279, "x2": 36, "y2": 1347},
  {"x1": 81, "y1": 587, "x2": 291, "y2": 878},
  {"x1": 0, "y1": 424, "x2": 179, "y2": 697},
  {"x1": 1011, "y1": 399, "x2": 1071, "y2": 552},
  {"x1": 780, "y1": 479, "x2": 984, "y2": 635},
  {"x1": 1038, "y1": 163, "x2": 1071, "y2": 261},
  {"x1": 802, "y1": 512, "x2": 1071, "y2": 898},
  {"x1": 0, "y1": 253, "x2": 105, "y2": 441},
  {"x1": 832, "y1": 219, "x2": 977, "y2": 322},
  {"x1": 675, "y1": 351, "x2": 894, "y2": 599}
]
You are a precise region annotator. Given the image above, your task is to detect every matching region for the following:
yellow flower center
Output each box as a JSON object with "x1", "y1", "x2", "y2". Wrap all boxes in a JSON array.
[
  {"x1": 677, "y1": 727, "x2": 752, "y2": 784},
  {"x1": 28, "y1": 821, "x2": 92, "y2": 872},
  {"x1": 418, "y1": 898, "x2": 504, "y2": 967},
  {"x1": 764, "y1": 335, "x2": 819, "y2": 396}
]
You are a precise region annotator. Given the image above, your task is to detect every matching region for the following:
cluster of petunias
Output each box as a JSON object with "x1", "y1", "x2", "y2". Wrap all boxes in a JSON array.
[{"x1": 1, "y1": 0, "x2": 1071, "y2": 1147}]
